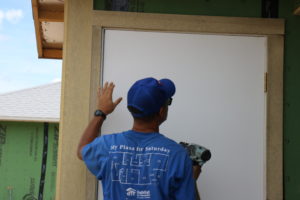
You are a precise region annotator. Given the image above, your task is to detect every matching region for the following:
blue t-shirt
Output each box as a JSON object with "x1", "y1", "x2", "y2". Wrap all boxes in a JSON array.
[{"x1": 82, "y1": 130, "x2": 195, "y2": 200}]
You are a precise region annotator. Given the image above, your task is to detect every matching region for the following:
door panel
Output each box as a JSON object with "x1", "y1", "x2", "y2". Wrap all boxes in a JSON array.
[{"x1": 99, "y1": 30, "x2": 267, "y2": 200}]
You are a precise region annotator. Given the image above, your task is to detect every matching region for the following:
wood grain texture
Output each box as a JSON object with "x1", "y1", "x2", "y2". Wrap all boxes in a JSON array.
[
  {"x1": 39, "y1": 10, "x2": 64, "y2": 22},
  {"x1": 266, "y1": 35, "x2": 284, "y2": 200},
  {"x1": 31, "y1": 0, "x2": 43, "y2": 58},
  {"x1": 32, "y1": 0, "x2": 64, "y2": 59},
  {"x1": 43, "y1": 49, "x2": 62, "y2": 59},
  {"x1": 92, "y1": 10, "x2": 284, "y2": 36}
]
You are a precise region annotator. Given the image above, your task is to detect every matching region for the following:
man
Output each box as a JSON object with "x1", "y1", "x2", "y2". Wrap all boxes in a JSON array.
[{"x1": 77, "y1": 77, "x2": 196, "y2": 200}]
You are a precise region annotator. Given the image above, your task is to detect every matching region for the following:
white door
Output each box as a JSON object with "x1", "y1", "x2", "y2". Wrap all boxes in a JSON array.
[{"x1": 99, "y1": 30, "x2": 267, "y2": 200}]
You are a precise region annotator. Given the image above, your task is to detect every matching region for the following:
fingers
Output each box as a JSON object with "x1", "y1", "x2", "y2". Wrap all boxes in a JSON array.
[
  {"x1": 98, "y1": 87, "x2": 102, "y2": 96},
  {"x1": 98, "y1": 81, "x2": 122, "y2": 108},
  {"x1": 113, "y1": 97, "x2": 123, "y2": 106},
  {"x1": 98, "y1": 82, "x2": 109, "y2": 96},
  {"x1": 100, "y1": 82, "x2": 114, "y2": 95},
  {"x1": 104, "y1": 82, "x2": 108, "y2": 90},
  {"x1": 108, "y1": 82, "x2": 115, "y2": 97},
  {"x1": 98, "y1": 82, "x2": 107, "y2": 95},
  {"x1": 102, "y1": 82, "x2": 108, "y2": 94}
]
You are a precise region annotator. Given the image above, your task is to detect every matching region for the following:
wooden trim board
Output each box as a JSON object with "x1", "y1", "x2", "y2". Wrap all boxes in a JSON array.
[
  {"x1": 55, "y1": 0, "x2": 95, "y2": 199},
  {"x1": 39, "y1": 10, "x2": 64, "y2": 22},
  {"x1": 266, "y1": 35, "x2": 284, "y2": 200},
  {"x1": 31, "y1": 0, "x2": 43, "y2": 58},
  {"x1": 92, "y1": 10, "x2": 284, "y2": 35}
]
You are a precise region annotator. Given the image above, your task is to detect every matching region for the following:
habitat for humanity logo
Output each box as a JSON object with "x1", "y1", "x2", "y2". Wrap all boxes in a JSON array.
[
  {"x1": 126, "y1": 188, "x2": 136, "y2": 196},
  {"x1": 126, "y1": 188, "x2": 151, "y2": 199}
]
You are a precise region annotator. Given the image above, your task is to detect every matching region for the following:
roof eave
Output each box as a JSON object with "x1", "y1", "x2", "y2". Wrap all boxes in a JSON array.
[
  {"x1": 31, "y1": 0, "x2": 64, "y2": 59},
  {"x1": 0, "y1": 116, "x2": 60, "y2": 123}
]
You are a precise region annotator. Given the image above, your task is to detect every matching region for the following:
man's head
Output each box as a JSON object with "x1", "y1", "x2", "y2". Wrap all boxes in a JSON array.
[{"x1": 127, "y1": 77, "x2": 176, "y2": 124}]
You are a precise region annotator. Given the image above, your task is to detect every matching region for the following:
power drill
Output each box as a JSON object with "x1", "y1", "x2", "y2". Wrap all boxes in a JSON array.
[
  {"x1": 179, "y1": 142, "x2": 211, "y2": 166},
  {"x1": 180, "y1": 142, "x2": 211, "y2": 200}
]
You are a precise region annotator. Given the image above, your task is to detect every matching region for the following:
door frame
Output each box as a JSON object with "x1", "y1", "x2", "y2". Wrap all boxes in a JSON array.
[{"x1": 56, "y1": 2, "x2": 284, "y2": 199}]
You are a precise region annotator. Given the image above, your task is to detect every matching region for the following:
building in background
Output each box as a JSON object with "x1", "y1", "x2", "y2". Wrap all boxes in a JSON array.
[{"x1": 0, "y1": 82, "x2": 60, "y2": 199}]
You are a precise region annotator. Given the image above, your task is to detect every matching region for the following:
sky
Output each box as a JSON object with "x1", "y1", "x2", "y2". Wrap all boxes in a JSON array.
[{"x1": 0, "y1": 0, "x2": 62, "y2": 94}]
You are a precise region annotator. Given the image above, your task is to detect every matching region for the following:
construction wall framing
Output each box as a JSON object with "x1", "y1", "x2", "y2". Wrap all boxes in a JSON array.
[{"x1": 56, "y1": 0, "x2": 284, "y2": 199}]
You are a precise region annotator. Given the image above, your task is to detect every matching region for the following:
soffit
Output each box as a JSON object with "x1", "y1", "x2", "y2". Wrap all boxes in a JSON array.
[{"x1": 32, "y1": 0, "x2": 64, "y2": 59}]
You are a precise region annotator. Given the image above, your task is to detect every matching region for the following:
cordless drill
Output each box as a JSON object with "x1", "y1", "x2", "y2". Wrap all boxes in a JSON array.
[
  {"x1": 180, "y1": 142, "x2": 211, "y2": 200},
  {"x1": 179, "y1": 142, "x2": 211, "y2": 166}
]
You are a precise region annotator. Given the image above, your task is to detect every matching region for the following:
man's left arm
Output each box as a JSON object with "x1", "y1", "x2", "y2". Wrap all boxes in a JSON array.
[
  {"x1": 77, "y1": 82, "x2": 122, "y2": 160},
  {"x1": 171, "y1": 153, "x2": 196, "y2": 200},
  {"x1": 193, "y1": 165, "x2": 202, "y2": 200}
]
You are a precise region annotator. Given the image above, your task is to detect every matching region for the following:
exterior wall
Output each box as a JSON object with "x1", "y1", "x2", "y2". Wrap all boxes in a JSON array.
[
  {"x1": 92, "y1": 0, "x2": 300, "y2": 199},
  {"x1": 280, "y1": 1, "x2": 300, "y2": 200},
  {"x1": 94, "y1": 0, "x2": 261, "y2": 17},
  {"x1": 295, "y1": 0, "x2": 300, "y2": 8},
  {"x1": 0, "y1": 121, "x2": 58, "y2": 200}
]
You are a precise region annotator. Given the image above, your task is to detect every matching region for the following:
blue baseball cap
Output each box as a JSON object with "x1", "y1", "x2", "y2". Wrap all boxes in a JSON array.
[{"x1": 127, "y1": 77, "x2": 176, "y2": 117}]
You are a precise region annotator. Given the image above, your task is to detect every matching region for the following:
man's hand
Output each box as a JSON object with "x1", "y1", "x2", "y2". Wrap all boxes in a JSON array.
[
  {"x1": 77, "y1": 82, "x2": 122, "y2": 160},
  {"x1": 193, "y1": 165, "x2": 201, "y2": 180},
  {"x1": 98, "y1": 82, "x2": 122, "y2": 115}
]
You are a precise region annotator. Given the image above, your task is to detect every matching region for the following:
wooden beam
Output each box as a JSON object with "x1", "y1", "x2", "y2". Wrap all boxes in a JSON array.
[
  {"x1": 32, "y1": 1, "x2": 64, "y2": 59},
  {"x1": 31, "y1": 0, "x2": 43, "y2": 58},
  {"x1": 93, "y1": 10, "x2": 285, "y2": 35},
  {"x1": 43, "y1": 49, "x2": 62, "y2": 59},
  {"x1": 39, "y1": 10, "x2": 64, "y2": 22},
  {"x1": 294, "y1": 6, "x2": 300, "y2": 15},
  {"x1": 55, "y1": 0, "x2": 94, "y2": 198}
]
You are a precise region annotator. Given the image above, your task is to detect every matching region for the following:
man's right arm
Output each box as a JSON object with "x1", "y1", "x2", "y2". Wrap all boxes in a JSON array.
[{"x1": 77, "y1": 116, "x2": 105, "y2": 160}]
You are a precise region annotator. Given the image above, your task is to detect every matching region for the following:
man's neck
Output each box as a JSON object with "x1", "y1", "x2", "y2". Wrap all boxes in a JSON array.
[{"x1": 132, "y1": 120, "x2": 159, "y2": 133}]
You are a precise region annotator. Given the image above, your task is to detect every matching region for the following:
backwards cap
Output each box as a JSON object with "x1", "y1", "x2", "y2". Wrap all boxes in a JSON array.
[{"x1": 127, "y1": 77, "x2": 176, "y2": 117}]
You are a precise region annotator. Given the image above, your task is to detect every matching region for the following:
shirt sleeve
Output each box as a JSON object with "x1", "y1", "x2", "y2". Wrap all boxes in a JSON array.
[
  {"x1": 171, "y1": 151, "x2": 196, "y2": 200},
  {"x1": 81, "y1": 136, "x2": 109, "y2": 180}
]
